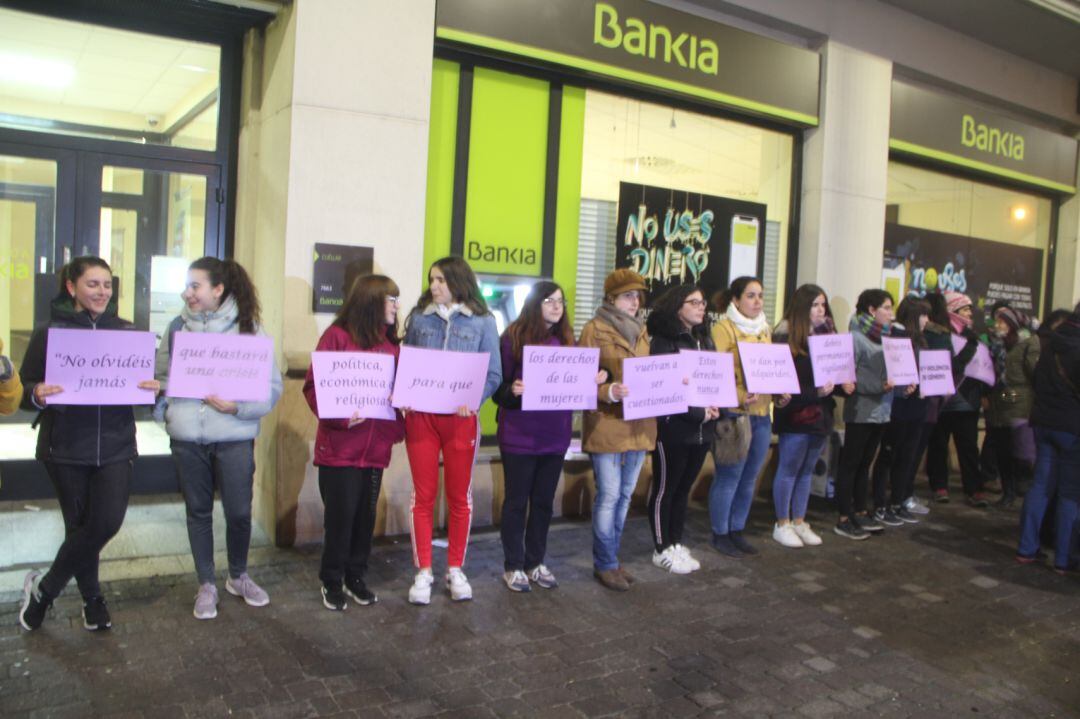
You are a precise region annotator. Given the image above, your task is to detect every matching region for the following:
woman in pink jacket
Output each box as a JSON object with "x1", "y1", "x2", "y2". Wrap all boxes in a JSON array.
[{"x1": 303, "y1": 275, "x2": 405, "y2": 610}]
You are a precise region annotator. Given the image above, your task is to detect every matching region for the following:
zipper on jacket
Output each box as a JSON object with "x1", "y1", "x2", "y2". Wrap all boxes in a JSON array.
[
  {"x1": 442, "y1": 313, "x2": 452, "y2": 351},
  {"x1": 91, "y1": 314, "x2": 102, "y2": 466}
]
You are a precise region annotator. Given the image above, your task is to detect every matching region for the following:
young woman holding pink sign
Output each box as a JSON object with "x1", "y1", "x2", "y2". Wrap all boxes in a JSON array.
[
  {"x1": 19, "y1": 257, "x2": 160, "y2": 632},
  {"x1": 156, "y1": 257, "x2": 282, "y2": 620},
  {"x1": 303, "y1": 275, "x2": 405, "y2": 610},
  {"x1": 402, "y1": 257, "x2": 501, "y2": 605}
]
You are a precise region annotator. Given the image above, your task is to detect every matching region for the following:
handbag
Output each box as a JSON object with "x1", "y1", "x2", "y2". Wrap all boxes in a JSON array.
[{"x1": 713, "y1": 411, "x2": 752, "y2": 465}]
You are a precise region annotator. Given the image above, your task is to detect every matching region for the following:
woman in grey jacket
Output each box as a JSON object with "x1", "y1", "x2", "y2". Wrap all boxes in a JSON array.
[{"x1": 156, "y1": 257, "x2": 283, "y2": 620}]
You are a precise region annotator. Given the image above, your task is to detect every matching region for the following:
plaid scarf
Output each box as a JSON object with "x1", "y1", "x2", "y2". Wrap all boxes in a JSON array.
[{"x1": 850, "y1": 312, "x2": 888, "y2": 344}]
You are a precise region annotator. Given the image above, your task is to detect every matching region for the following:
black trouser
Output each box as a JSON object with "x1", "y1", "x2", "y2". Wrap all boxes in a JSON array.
[
  {"x1": 649, "y1": 440, "x2": 710, "y2": 552},
  {"x1": 872, "y1": 419, "x2": 925, "y2": 509},
  {"x1": 911, "y1": 421, "x2": 936, "y2": 499},
  {"x1": 927, "y1": 411, "x2": 982, "y2": 496},
  {"x1": 836, "y1": 423, "x2": 885, "y2": 519},
  {"x1": 318, "y1": 466, "x2": 382, "y2": 587},
  {"x1": 40, "y1": 460, "x2": 132, "y2": 600},
  {"x1": 499, "y1": 451, "x2": 563, "y2": 572},
  {"x1": 988, "y1": 426, "x2": 1017, "y2": 498}
]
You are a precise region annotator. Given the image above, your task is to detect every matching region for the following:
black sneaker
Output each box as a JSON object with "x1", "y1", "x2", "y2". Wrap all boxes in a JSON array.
[
  {"x1": 710, "y1": 533, "x2": 743, "y2": 558},
  {"x1": 344, "y1": 577, "x2": 377, "y2": 606},
  {"x1": 854, "y1": 513, "x2": 885, "y2": 533},
  {"x1": 873, "y1": 507, "x2": 904, "y2": 527},
  {"x1": 728, "y1": 531, "x2": 758, "y2": 555},
  {"x1": 19, "y1": 570, "x2": 51, "y2": 631},
  {"x1": 321, "y1": 583, "x2": 348, "y2": 611},
  {"x1": 833, "y1": 519, "x2": 870, "y2": 540},
  {"x1": 892, "y1": 505, "x2": 920, "y2": 524},
  {"x1": 82, "y1": 596, "x2": 112, "y2": 631}
]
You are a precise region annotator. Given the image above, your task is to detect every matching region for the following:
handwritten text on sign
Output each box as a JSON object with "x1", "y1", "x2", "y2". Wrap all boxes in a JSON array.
[
  {"x1": 310, "y1": 351, "x2": 395, "y2": 420},
  {"x1": 881, "y1": 336, "x2": 919, "y2": 386},
  {"x1": 808, "y1": 333, "x2": 856, "y2": 387},
  {"x1": 918, "y1": 350, "x2": 955, "y2": 397},
  {"x1": 391, "y1": 346, "x2": 488, "y2": 413},
  {"x1": 167, "y1": 332, "x2": 274, "y2": 402},
  {"x1": 679, "y1": 350, "x2": 738, "y2": 407},
  {"x1": 621, "y1": 355, "x2": 688, "y2": 420},
  {"x1": 45, "y1": 328, "x2": 156, "y2": 405},
  {"x1": 522, "y1": 345, "x2": 599, "y2": 411},
  {"x1": 737, "y1": 342, "x2": 800, "y2": 394},
  {"x1": 950, "y1": 334, "x2": 996, "y2": 386}
]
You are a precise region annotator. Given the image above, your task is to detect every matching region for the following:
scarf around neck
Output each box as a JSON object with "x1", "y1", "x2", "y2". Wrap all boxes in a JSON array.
[
  {"x1": 182, "y1": 295, "x2": 241, "y2": 333},
  {"x1": 949, "y1": 311, "x2": 973, "y2": 335},
  {"x1": 725, "y1": 303, "x2": 769, "y2": 337},
  {"x1": 850, "y1": 312, "x2": 888, "y2": 344},
  {"x1": 812, "y1": 316, "x2": 836, "y2": 335},
  {"x1": 595, "y1": 303, "x2": 644, "y2": 346}
]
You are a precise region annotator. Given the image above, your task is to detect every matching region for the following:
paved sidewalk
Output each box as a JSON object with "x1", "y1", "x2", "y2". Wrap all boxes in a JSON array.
[{"x1": 1, "y1": 495, "x2": 1078, "y2": 718}]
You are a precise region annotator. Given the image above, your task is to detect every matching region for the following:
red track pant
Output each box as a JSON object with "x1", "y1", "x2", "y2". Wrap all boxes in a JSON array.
[{"x1": 405, "y1": 411, "x2": 479, "y2": 569}]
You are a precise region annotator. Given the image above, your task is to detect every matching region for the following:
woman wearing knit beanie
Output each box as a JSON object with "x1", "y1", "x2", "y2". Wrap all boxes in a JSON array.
[{"x1": 926, "y1": 291, "x2": 992, "y2": 506}]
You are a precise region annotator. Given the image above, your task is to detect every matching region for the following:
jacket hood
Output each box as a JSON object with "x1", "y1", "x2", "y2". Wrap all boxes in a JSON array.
[
  {"x1": 1050, "y1": 316, "x2": 1080, "y2": 353},
  {"x1": 49, "y1": 294, "x2": 119, "y2": 326},
  {"x1": 646, "y1": 309, "x2": 709, "y2": 342}
]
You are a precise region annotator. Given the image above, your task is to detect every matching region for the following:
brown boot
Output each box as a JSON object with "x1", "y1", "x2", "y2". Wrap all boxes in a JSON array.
[
  {"x1": 593, "y1": 568, "x2": 629, "y2": 592},
  {"x1": 616, "y1": 566, "x2": 637, "y2": 585}
]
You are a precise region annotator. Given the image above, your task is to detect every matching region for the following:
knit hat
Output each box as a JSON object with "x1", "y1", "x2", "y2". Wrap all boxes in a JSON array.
[
  {"x1": 944, "y1": 291, "x2": 972, "y2": 314},
  {"x1": 994, "y1": 306, "x2": 1025, "y2": 333},
  {"x1": 603, "y1": 269, "x2": 647, "y2": 299}
]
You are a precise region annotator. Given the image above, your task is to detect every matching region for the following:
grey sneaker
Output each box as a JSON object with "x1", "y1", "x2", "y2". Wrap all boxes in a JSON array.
[
  {"x1": 903, "y1": 496, "x2": 931, "y2": 515},
  {"x1": 527, "y1": 564, "x2": 558, "y2": 589},
  {"x1": 194, "y1": 583, "x2": 219, "y2": 620},
  {"x1": 225, "y1": 573, "x2": 270, "y2": 607},
  {"x1": 503, "y1": 570, "x2": 531, "y2": 593},
  {"x1": 19, "y1": 570, "x2": 51, "y2": 631}
]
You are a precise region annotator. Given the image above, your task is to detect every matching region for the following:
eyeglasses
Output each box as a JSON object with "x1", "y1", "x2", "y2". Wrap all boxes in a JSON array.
[
  {"x1": 617, "y1": 291, "x2": 641, "y2": 301},
  {"x1": 683, "y1": 299, "x2": 706, "y2": 308},
  {"x1": 542, "y1": 297, "x2": 566, "y2": 306},
  {"x1": 386, "y1": 296, "x2": 400, "y2": 304}
]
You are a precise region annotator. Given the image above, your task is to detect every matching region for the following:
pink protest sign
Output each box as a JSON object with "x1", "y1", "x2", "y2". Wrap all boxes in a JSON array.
[
  {"x1": 737, "y1": 342, "x2": 800, "y2": 395},
  {"x1": 392, "y1": 346, "x2": 488, "y2": 413},
  {"x1": 621, "y1": 355, "x2": 687, "y2": 420},
  {"x1": 679, "y1": 350, "x2": 738, "y2": 408},
  {"x1": 521, "y1": 345, "x2": 599, "y2": 411},
  {"x1": 167, "y1": 332, "x2": 274, "y2": 402},
  {"x1": 44, "y1": 328, "x2": 156, "y2": 405},
  {"x1": 918, "y1": 350, "x2": 956, "y2": 397},
  {"x1": 808, "y1": 333, "x2": 856, "y2": 387},
  {"x1": 951, "y1": 334, "x2": 996, "y2": 386},
  {"x1": 882, "y1": 336, "x2": 919, "y2": 386},
  {"x1": 310, "y1": 351, "x2": 396, "y2": 420}
]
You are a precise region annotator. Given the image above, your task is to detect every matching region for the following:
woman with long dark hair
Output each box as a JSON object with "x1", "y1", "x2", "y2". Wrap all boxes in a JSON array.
[
  {"x1": 771, "y1": 284, "x2": 852, "y2": 548},
  {"x1": 402, "y1": 256, "x2": 501, "y2": 605},
  {"x1": 156, "y1": 257, "x2": 283, "y2": 620},
  {"x1": 19, "y1": 257, "x2": 160, "y2": 632},
  {"x1": 646, "y1": 284, "x2": 718, "y2": 572},
  {"x1": 493, "y1": 281, "x2": 602, "y2": 592},
  {"x1": 303, "y1": 275, "x2": 406, "y2": 609}
]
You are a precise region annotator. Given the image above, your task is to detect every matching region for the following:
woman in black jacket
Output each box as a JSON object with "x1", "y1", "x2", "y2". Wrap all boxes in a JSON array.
[
  {"x1": 18, "y1": 257, "x2": 159, "y2": 632},
  {"x1": 646, "y1": 284, "x2": 719, "y2": 574}
]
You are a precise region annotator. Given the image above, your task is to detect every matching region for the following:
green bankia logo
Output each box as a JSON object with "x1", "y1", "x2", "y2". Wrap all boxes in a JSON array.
[
  {"x1": 593, "y1": 2, "x2": 719, "y2": 76},
  {"x1": 961, "y1": 114, "x2": 1025, "y2": 161}
]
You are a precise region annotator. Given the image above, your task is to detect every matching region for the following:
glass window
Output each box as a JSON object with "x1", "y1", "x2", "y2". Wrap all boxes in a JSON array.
[{"x1": 0, "y1": 7, "x2": 220, "y2": 151}]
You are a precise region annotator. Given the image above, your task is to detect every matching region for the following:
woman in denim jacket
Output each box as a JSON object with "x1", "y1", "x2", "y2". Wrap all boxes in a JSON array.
[{"x1": 401, "y1": 257, "x2": 501, "y2": 605}]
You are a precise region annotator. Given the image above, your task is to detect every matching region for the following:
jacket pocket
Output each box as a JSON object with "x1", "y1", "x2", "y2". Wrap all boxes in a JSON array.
[{"x1": 448, "y1": 324, "x2": 479, "y2": 349}]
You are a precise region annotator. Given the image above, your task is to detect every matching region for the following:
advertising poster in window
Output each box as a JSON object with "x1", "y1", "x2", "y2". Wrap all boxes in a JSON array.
[
  {"x1": 882, "y1": 223, "x2": 1043, "y2": 324},
  {"x1": 615, "y1": 182, "x2": 766, "y2": 307}
]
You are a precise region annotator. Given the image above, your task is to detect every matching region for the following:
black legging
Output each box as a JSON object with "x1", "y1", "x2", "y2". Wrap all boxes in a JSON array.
[
  {"x1": 927, "y1": 411, "x2": 982, "y2": 496},
  {"x1": 836, "y1": 423, "x2": 885, "y2": 519},
  {"x1": 318, "y1": 466, "x2": 383, "y2": 586},
  {"x1": 649, "y1": 440, "x2": 710, "y2": 551}
]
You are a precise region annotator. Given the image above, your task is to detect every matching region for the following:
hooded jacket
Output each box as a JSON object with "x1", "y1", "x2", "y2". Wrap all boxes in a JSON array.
[
  {"x1": 1031, "y1": 314, "x2": 1080, "y2": 436},
  {"x1": 647, "y1": 310, "x2": 717, "y2": 445},
  {"x1": 19, "y1": 297, "x2": 139, "y2": 466}
]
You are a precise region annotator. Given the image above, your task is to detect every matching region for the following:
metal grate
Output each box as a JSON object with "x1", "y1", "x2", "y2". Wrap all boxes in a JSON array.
[
  {"x1": 763, "y1": 219, "x2": 781, "y2": 322},
  {"x1": 573, "y1": 198, "x2": 617, "y2": 336}
]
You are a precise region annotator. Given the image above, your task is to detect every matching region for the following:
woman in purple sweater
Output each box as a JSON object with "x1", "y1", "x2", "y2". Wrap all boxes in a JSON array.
[{"x1": 493, "y1": 281, "x2": 605, "y2": 592}]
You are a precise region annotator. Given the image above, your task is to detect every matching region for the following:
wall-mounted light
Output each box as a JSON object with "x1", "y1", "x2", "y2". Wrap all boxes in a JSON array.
[
  {"x1": 0, "y1": 52, "x2": 74, "y2": 89},
  {"x1": 1011, "y1": 206, "x2": 1028, "y2": 221}
]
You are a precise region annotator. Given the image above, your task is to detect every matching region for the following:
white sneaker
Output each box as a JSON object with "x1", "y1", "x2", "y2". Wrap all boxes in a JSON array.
[
  {"x1": 791, "y1": 522, "x2": 823, "y2": 546},
  {"x1": 446, "y1": 567, "x2": 473, "y2": 601},
  {"x1": 652, "y1": 547, "x2": 693, "y2": 574},
  {"x1": 673, "y1": 544, "x2": 701, "y2": 571},
  {"x1": 408, "y1": 570, "x2": 433, "y2": 605},
  {"x1": 503, "y1": 570, "x2": 531, "y2": 593},
  {"x1": 903, "y1": 496, "x2": 931, "y2": 515},
  {"x1": 772, "y1": 523, "x2": 804, "y2": 548}
]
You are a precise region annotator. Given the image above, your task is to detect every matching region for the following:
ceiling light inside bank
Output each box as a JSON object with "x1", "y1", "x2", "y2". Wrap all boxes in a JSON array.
[{"x1": 0, "y1": 52, "x2": 74, "y2": 89}]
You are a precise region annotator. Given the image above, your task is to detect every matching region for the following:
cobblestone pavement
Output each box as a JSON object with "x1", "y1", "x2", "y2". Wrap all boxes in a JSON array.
[{"x1": 1, "y1": 494, "x2": 1078, "y2": 718}]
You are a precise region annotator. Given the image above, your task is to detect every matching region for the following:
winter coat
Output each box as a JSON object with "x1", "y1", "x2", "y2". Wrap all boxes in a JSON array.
[
  {"x1": 302, "y1": 324, "x2": 405, "y2": 468},
  {"x1": 648, "y1": 315, "x2": 717, "y2": 446},
  {"x1": 986, "y1": 333, "x2": 1040, "y2": 427},
  {"x1": 844, "y1": 320, "x2": 893, "y2": 425},
  {"x1": 771, "y1": 321, "x2": 842, "y2": 435},
  {"x1": 579, "y1": 313, "x2": 656, "y2": 454},
  {"x1": 19, "y1": 297, "x2": 139, "y2": 466},
  {"x1": 0, "y1": 337, "x2": 20, "y2": 416},
  {"x1": 492, "y1": 332, "x2": 573, "y2": 456},
  {"x1": 711, "y1": 317, "x2": 771, "y2": 416},
  {"x1": 403, "y1": 304, "x2": 501, "y2": 404},
  {"x1": 155, "y1": 296, "x2": 283, "y2": 444},
  {"x1": 1030, "y1": 315, "x2": 1080, "y2": 437}
]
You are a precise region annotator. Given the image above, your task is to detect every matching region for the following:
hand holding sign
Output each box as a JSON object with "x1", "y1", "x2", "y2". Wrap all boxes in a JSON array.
[
  {"x1": 621, "y1": 355, "x2": 687, "y2": 420},
  {"x1": 736, "y1": 342, "x2": 800, "y2": 395},
  {"x1": 918, "y1": 349, "x2": 955, "y2": 397},
  {"x1": 521, "y1": 346, "x2": 599, "y2": 411},
  {"x1": 808, "y1": 333, "x2": 856, "y2": 387},
  {"x1": 679, "y1": 350, "x2": 738, "y2": 408},
  {"x1": 167, "y1": 332, "x2": 275, "y2": 402},
  {"x1": 950, "y1": 334, "x2": 996, "y2": 386},
  {"x1": 392, "y1": 346, "x2": 488, "y2": 414},
  {"x1": 44, "y1": 328, "x2": 157, "y2": 405},
  {"x1": 881, "y1": 336, "x2": 919, "y2": 386},
  {"x1": 310, "y1": 351, "x2": 396, "y2": 420}
]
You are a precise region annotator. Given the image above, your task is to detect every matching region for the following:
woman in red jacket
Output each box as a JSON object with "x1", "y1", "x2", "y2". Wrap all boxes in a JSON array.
[{"x1": 303, "y1": 275, "x2": 405, "y2": 610}]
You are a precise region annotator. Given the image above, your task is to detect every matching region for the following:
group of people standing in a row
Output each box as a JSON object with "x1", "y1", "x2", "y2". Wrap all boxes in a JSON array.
[{"x1": 11, "y1": 253, "x2": 1080, "y2": 633}]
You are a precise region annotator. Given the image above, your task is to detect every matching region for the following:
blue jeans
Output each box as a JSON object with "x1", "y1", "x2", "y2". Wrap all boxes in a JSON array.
[
  {"x1": 709, "y1": 415, "x2": 771, "y2": 535},
  {"x1": 774, "y1": 433, "x2": 826, "y2": 521},
  {"x1": 1018, "y1": 428, "x2": 1080, "y2": 565},
  {"x1": 590, "y1": 451, "x2": 646, "y2": 571}
]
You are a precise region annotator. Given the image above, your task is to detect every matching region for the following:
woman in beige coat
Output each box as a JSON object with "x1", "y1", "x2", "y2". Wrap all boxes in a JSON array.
[{"x1": 579, "y1": 269, "x2": 656, "y2": 591}]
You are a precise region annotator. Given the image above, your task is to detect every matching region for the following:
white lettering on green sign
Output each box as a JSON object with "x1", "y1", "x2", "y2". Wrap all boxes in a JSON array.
[
  {"x1": 961, "y1": 114, "x2": 1025, "y2": 161},
  {"x1": 593, "y1": 2, "x2": 718, "y2": 76}
]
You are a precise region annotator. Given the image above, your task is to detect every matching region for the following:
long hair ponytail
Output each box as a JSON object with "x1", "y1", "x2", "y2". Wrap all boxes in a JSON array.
[{"x1": 189, "y1": 257, "x2": 262, "y2": 334}]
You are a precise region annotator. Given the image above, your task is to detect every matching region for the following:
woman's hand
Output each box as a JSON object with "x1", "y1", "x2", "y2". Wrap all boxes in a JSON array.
[
  {"x1": 883, "y1": 381, "x2": 895, "y2": 393},
  {"x1": 817, "y1": 382, "x2": 834, "y2": 397},
  {"x1": 511, "y1": 380, "x2": 524, "y2": 397},
  {"x1": 347, "y1": 411, "x2": 366, "y2": 428},
  {"x1": 595, "y1": 370, "x2": 609, "y2": 385},
  {"x1": 138, "y1": 380, "x2": 160, "y2": 393},
  {"x1": 904, "y1": 383, "x2": 918, "y2": 397},
  {"x1": 841, "y1": 382, "x2": 856, "y2": 395},
  {"x1": 611, "y1": 383, "x2": 630, "y2": 400},
  {"x1": 456, "y1": 405, "x2": 473, "y2": 418},
  {"x1": 744, "y1": 393, "x2": 758, "y2": 404},
  {"x1": 33, "y1": 383, "x2": 63, "y2": 405},
  {"x1": 205, "y1": 395, "x2": 239, "y2": 415},
  {"x1": 775, "y1": 393, "x2": 791, "y2": 408},
  {"x1": 705, "y1": 407, "x2": 720, "y2": 421}
]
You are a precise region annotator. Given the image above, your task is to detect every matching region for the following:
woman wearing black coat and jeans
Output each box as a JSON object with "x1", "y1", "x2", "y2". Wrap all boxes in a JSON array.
[
  {"x1": 18, "y1": 257, "x2": 159, "y2": 632},
  {"x1": 646, "y1": 284, "x2": 720, "y2": 574}
]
